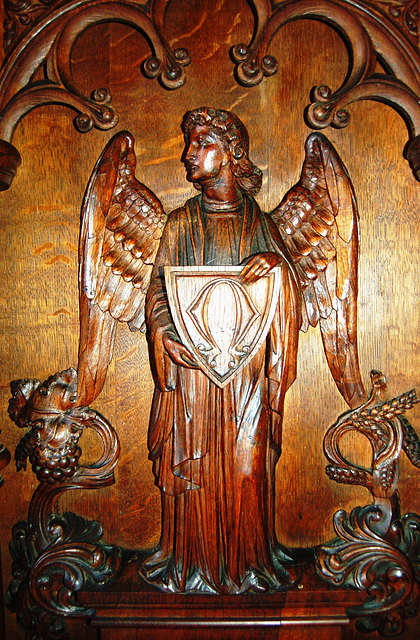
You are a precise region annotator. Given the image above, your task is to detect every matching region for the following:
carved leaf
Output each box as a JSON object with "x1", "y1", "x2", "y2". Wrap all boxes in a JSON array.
[{"x1": 316, "y1": 506, "x2": 420, "y2": 636}]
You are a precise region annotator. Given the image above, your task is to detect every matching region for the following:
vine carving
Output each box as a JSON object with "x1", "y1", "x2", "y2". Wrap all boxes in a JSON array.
[{"x1": 5, "y1": 368, "x2": 121, "y2": 639}]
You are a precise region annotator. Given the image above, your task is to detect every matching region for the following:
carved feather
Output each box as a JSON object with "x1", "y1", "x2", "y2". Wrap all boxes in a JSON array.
[
  {"x1": 270, "y1": 132, "x2": 365, "y2": 408},
  {"x1": 77, "y1": 132, "x2": 166, "y2": 407}
]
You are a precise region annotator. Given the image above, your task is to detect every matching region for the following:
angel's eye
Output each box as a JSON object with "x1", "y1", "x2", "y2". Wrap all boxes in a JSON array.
[{"x1": 198, "y1": 136, "x2": 214, "y2": 148}]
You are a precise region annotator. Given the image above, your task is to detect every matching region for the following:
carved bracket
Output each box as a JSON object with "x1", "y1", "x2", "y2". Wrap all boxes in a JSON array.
[
  {"x1": 232, "y1": 0, "x2": 420, "y2": 181},
  {"x1": 0, "y1": 0, "x2": 190, "y2": 189},
  {"x1": 316, "y1": 370, "x2": 420, "y2": 636},
  {"x1": 5, "y1": 368, "x2": 121, "y2": 639}
]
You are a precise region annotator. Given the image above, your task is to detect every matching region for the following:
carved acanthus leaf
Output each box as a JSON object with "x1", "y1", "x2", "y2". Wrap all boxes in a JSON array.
[{"x1": 316, "y1": 506, "x2": 420, "y2": 636}]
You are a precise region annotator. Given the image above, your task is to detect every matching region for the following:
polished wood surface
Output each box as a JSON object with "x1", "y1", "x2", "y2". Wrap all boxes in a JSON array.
[
  {"x1": 0, "y1": 1, "x2": 419, "y2": 637},
  {"x1": 77, "y1": 549, "x2": 420, "y2": 640}
]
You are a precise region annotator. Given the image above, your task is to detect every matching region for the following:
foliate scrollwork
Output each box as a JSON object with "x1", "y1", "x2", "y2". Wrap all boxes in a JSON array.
[
  {"x1": 316, "y1": 506, "x2": 420, "y2": 636},
  {"x1": 316, "y1": 371, "x2": 420, "y2": 636},
  {"x1": 3, "y1": 0, "x2": 61, "y2": 53},
  {"x1": 6, "y1": 368, "x2": 121, "y2": 639},
  {"x1": 372, "y1": 0, "x2": 418, "y2": 40},
  {"x1": 232, "y1": 0, "x2": 375, "y2": 91}
]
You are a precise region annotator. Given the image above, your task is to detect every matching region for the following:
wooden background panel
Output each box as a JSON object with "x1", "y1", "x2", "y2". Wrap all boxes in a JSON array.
[{"x1": 0, "y1": 1, "x2": 419, "y2": 637}]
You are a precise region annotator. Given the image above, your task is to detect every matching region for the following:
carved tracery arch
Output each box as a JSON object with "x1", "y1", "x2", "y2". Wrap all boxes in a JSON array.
[{"x1": 0, "y1": 1, "x2": 418, "y2": 188}]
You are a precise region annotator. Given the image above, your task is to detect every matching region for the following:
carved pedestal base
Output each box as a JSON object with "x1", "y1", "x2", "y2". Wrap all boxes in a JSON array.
[
  {"x1": 76, "y1": 551, "x2": 420, "y2": 639},
  {"x1": 78, "y1": 550, "x2": 367, "y2": 639}
]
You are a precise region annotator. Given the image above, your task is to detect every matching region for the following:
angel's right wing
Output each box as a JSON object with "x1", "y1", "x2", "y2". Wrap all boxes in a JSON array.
[{"x1": 77, "y1": 132, "x2": 166, "y2": 407}]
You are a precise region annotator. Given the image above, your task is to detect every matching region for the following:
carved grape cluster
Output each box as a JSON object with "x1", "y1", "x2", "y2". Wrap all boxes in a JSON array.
[
  {"x1": 30, "y1": 440, "x2": 82, "y2": 484},
  {"x1": 15, "y1": 417, "x2": 83, "y2": 484}
]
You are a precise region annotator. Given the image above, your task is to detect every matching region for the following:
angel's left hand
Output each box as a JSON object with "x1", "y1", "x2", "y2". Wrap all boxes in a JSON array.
[{"x1": 240, "y1": 252, "x2": 281, "y2": 284}]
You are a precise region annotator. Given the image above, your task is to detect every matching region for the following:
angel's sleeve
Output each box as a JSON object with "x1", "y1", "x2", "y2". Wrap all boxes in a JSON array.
[{"x1": 145, "y1": 214, "x2": 179, "y2": 392}]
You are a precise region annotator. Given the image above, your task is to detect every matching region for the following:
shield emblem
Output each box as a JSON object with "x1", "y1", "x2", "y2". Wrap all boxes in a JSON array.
[{"x1": 164, "y1": 266, "x2": 281, "y2": 388}]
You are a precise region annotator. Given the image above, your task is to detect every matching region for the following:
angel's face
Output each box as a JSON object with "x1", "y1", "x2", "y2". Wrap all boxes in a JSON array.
[{"x1": 183, "y1": 125, "x2": 230, "y2": 184}]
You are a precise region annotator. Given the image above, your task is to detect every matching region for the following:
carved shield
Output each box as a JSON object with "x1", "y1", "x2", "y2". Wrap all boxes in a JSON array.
[{"x1": 164, "y1": 266, "x2": 281, "y2": 388}]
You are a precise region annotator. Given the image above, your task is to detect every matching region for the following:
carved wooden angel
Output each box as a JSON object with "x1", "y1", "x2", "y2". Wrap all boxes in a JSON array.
[{"x1": 77, "y1": 107, "x2": 365, "y2": 594}]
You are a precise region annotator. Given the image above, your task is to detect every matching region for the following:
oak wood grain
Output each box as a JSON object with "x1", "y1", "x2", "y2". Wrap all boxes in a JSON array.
[{"x1": 0, "y1": 1, "x2": 419, "y2": 637}]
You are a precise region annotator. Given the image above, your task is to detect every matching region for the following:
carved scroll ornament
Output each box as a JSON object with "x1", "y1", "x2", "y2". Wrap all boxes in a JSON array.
[
  {"x1": 0, "y1": 0, "x2": 191, "y2": 190},
  {"x1": 6, "y1": 368, "x2": 121, "y2": 638},
  {"x1": 0, "y1": 1, "x2": 420, "y2": 190},
  {"x1": 316, "y1": 370, "x2": 420, "y2": 636},
  {"x1": 373, "y1": 0, "x2": 419, "y2": 42}
]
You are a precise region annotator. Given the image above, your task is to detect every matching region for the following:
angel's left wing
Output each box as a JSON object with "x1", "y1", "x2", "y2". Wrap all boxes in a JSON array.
[
  {"x1": 271, "y1": 133, "x2": 365, "y2": 409},
  {"x1": 77, "y1": 132, "x2": 166, "y2": 407}
]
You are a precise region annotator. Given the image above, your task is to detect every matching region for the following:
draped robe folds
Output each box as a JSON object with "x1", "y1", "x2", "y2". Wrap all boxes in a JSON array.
[{"x1": 143, "y1": 193, "x2": 302, "y2": 594}]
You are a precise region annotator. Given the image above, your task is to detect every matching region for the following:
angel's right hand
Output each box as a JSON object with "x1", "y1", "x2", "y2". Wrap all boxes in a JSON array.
[{"x1": 163, "y1": 333, "x2": 198, "y2": 369}]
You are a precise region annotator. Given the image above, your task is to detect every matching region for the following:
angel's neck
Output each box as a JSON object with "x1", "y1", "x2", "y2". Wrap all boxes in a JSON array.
[
  {"x1": 199, "y1": 164, "x2": 240, "y2": 203},
  {"x1": 201, "y1": 190, "x2": 243, "y2": 213},
  {"x1": 201, "y1": 179, "x2": 242, "y2": 210}
]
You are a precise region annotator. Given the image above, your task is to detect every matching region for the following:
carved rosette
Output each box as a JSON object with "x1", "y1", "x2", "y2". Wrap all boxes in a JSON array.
[
  {"x1": 6, "y1": 368, "x2": 121, "y2": 639},
  {"x1": 316, "y1": 370, "x2": 420, "y2": 636}
]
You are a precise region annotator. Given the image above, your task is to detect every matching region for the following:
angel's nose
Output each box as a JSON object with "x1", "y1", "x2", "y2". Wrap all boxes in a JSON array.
[{"x1": 185, "y1": 144, "x2": 195, "y2": 161}]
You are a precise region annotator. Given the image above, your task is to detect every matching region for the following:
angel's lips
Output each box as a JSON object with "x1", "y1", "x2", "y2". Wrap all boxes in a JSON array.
[{"x1": 184, "y1": 163, "x2": 198, "y2": 177}]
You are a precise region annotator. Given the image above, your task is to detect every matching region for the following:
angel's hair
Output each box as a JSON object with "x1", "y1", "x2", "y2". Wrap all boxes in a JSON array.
[{"x1": 182, "y1": 107, "x2": 262, "y2": 197}]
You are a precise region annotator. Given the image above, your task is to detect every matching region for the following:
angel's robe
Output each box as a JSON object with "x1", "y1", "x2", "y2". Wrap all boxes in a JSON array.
[{"x1": 144, "y1": 193, "x2": 302, "y2": 593}]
